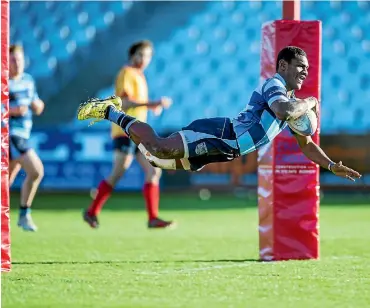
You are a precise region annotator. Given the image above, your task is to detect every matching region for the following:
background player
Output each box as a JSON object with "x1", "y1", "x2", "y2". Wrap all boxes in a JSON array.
[
  {"x1": 78, "y1": 46, "x2": 361, "y2": 182},
  {"x1": 83, "y1": 40, "x2": 174, "y2": 229},
  {"x1": 9, "y1": 45, "x2": 45, "y2": 232}
]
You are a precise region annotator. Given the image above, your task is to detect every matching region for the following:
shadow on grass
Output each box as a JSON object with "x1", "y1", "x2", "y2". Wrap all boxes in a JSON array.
[{"x1": 12, "y1": 258, "x2": 261, "y2": 265}]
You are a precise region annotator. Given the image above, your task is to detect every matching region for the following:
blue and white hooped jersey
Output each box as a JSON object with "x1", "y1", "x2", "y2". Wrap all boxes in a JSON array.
[
  {"x1": 232, "y1": 73, "x2": 290, "y2": 155},
  {"x1": 9, "y1": 73, "x2": 39, "y2": 139}
]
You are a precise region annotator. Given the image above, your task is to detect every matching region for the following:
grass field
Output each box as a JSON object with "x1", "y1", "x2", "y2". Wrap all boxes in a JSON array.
[{"x1": 2, "y1": 192, "x2": 370, "y2": 308}]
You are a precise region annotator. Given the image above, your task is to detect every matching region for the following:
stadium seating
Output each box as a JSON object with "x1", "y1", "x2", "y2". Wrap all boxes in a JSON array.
[
  {"x1": 10, "y1": 1, "x2": 370, "y2": 133},
  {"x1": 95, "y1": 1, "x2": 369, "y2": 134},
  {"x1": 10, "y1": 1, "x2": 131, "y2": 79}
]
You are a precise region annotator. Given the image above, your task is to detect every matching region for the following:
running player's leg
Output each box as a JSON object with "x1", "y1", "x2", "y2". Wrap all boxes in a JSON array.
[
  {"x1": 84, "y1": 137, "x2": 134, "y2": 228},
  {"x1": 9, "y1": 160, "x2": 21, "y2": 186},
  {"x1": 9, "y1": 139, "x2": 22, "y2": 186},
  {"x1": 106, "y1": 151, "x2": 134, "y2": 186},
  {"x1": 19, "y1": 150, "x2": 44, "y2": 207},
  {"x1": 136, "y1": 152, "x2": 175, "y2": 228},
  {"x1": 9, "y1": 136, "x2": 42, "y2": 231},
  {"x1": 18, "y1": 149, "x2": 44, "y2": 231}
]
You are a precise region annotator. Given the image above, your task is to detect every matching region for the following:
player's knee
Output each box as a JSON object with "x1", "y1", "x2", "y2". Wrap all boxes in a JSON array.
[
  {"x1": 146, "y1": 167, "x2": 162, "y2": 183},
  {"x1": 9, "y1": 173, "x2": 17, "y2": 186},
  {"x1": 29, "y1": 166, "x2": 44, "y2": 181}
]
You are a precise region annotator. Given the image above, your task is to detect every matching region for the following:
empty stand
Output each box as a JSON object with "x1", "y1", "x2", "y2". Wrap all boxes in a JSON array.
[{"x1": 9, "y1": 1, "x2": 370, "y2": 133}]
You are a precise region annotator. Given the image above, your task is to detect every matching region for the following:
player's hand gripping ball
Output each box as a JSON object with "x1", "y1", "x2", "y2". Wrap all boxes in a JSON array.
[
  {"x1": 288, "y1": 97, "x2": 318, "y2": 136},
  {"x1": 288, "y1": 109, "x2": 318, "y2": 136},
  {"x1": 288, "y1": 97, "x2": 319, "y2": 136}
]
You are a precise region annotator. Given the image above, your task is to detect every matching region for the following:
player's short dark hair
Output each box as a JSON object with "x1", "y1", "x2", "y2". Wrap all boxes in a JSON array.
[
  {"x1": 9, "y1": 44, "x2": 23, "y2": 54},
  {"x1": 276, "y1": 46, "x2": 306, "y2": 71},
  {"x1": 128, "y1": 40, "x2": 153, "y2": 58}
]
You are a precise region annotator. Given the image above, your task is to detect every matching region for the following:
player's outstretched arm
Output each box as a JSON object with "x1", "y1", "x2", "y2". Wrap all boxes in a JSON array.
[
  {"x1": 270, "y1": 97, "x2": 318, "y2": 121},
  {"x1": 294, "y1": 134, "x2": 362, "y2": 182}
]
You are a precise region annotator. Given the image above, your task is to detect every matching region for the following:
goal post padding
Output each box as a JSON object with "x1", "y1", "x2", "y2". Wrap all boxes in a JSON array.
[
  {"x1": 1, "y1": 0, "x2": 11, "y2": 272},
  {"x1": 259, "y1": 20, "x2": 322, "y2": 261}
]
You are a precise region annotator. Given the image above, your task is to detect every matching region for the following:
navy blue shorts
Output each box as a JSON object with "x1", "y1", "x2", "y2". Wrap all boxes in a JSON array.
[
  {"x1": 180, "y1": 117, "x2": 240, "y2": 171},
  {"x1": 113, "y1": 136, "x2": 139, "y2": 155},
  {"x1": 9, "y1": 135, "x2": 31, "y2": 160}
]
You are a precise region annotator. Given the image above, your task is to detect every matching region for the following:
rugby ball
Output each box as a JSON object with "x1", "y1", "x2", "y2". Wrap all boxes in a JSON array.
[{"x1": 288, "y1": 109, "x2": 318, "y2": 136}]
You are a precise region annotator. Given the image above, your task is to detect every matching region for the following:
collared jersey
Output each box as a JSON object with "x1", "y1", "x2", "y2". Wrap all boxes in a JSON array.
[
  {"x1": 9, "y1": 73, "x2": 39, "y2": 139},
  {"x1": 232, "y1": 73, "x2": 290, "y2": 155},
  {"x1": 111, "y1": 66, "x2": 149, "y2": 138}
]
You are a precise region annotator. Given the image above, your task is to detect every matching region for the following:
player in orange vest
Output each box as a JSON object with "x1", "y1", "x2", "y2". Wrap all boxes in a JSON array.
[{"x1": 83, "y1": 40, "x2": 174, "y2": 229}]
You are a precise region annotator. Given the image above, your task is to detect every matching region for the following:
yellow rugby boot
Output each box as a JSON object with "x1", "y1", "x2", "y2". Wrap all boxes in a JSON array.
[{"x1": 77, "y1": 95, "x2": 122, "y2": 126}]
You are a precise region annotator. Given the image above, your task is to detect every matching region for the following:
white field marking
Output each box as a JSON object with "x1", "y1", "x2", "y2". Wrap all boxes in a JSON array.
[
  {"x1": 138, "y1": 256, "x2": 365, "y2": 275},
  {"x1": 138, "y1": 263, "x2": 254, "y2": 275},
  {"x1": 329, "y1": 255, "x2": 362, "y2": 260}
]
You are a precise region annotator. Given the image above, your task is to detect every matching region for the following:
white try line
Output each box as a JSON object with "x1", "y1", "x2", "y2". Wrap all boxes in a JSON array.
[
  {"x1": 138, "y1": 263, "x2": 254, "y2": 276},
  {"x1": 137, "y1": 255, "x2": 365, "y2": 275},
  {"x1": 329, "y1": 255, "x2": 362, "y2": 260}
]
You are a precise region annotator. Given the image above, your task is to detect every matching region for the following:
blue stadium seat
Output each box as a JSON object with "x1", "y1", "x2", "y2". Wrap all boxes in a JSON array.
[
  {"x1": 160, "y1": 107, "x2": 187, "y2": 129},
  {"x1": 60, "y1": 16, "x2": 83, "y2": 34},
  {"x1": 29, "y1": 59, "x2": 52, "y2": 78},
  {"x1": 54, "y1": 1, "x2": 81, "y2": 14},
  {"x1": 39, "y1": 19, "x2": 61, "y2": 39},
  {"x1": 69, "y1": 29, "x2": 92, "y2": 47},
  {"x1": 96, "y1": 86, "x2": 115, "y2": 99},
  {"x1": 363, "y1": 110, "x2": 370, "y2": 132},
  {"x1": 51, "y1": 41, "x2": 75, "y2": 62},
  {"x1": 333, "y1": 108, "x2": 357, "y2": 132},
  {"x1": 28, "y1": 2, "x2": 50, "y2": 19},
  {"x1": 10, "y1": 14, "x2": 30, "y2": 30},
  {"x1": 103, "y1": 1, "x2": 126, "y2": 15}
]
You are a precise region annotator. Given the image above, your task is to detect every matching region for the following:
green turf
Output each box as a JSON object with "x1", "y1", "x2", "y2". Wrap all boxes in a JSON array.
[{"x1": 2, "y1": 193, "x2": 370, "y2": 308}]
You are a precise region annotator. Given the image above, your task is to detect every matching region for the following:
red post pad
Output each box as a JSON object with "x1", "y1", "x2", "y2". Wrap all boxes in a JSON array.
[
  {"x1": 1, "y1": 0, "x2": 11, "y2": 272},
  {"x1": 259, "y1": 20, "x2": 321, "y2": 261}
]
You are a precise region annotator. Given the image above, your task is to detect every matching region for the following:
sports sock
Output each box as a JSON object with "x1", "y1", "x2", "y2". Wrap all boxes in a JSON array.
[
  {"x1": 19, "y1": 205, "x2": 31, "y2": 217},
  {"x1": 138, "y1": 144, "x2": 177, "y2": 170},
  {"x1": 88, "y1": 180, "x2": 113, "y2": 216},
  {"x1": 105, "y1": 106, "x2": 136, "y2": 135},
  {"x1": 143, "y1": 183, "x2": 159, "y2": 221}
]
